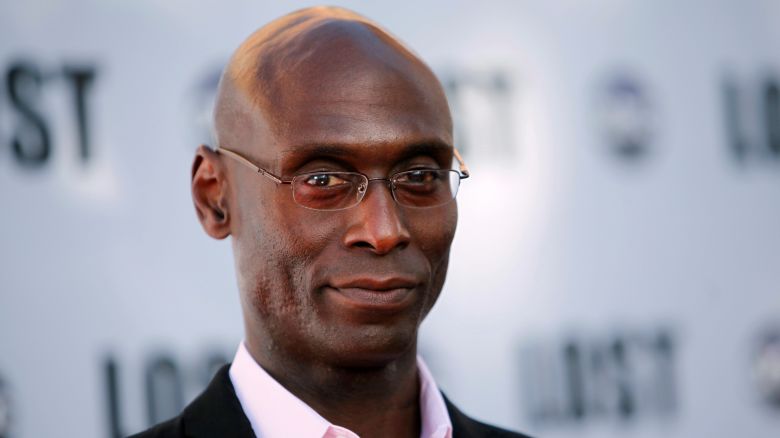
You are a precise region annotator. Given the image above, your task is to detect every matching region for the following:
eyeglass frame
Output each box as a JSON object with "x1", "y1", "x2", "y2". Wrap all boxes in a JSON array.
[{"x1": 213, "y1": 145, "x2": 470, "y2": 209}]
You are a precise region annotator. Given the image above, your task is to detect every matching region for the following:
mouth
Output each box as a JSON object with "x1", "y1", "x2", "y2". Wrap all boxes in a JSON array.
[{"x1": 325, "y1": 277, "x2": 419, "y2": 312}]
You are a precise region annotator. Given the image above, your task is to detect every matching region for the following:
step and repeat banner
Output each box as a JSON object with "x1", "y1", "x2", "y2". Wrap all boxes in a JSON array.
[{"x1": 1, "y1": 1, "x2": 779, "y2": 437}]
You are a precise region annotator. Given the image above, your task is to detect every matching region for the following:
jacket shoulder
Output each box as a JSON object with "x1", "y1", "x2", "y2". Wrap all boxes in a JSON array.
[
  {"x1": 442, "y1": 393, "x2": 533, "y2": 438},
  {"x1": 126, "y1": 364, "x2": 254, "y2": 438},
  {"x1": 127, "y1": 416, "x2": 184, "y2": 438}
]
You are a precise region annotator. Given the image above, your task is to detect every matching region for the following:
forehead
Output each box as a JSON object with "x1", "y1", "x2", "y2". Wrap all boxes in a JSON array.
[
  {"x1": 266, "y1": 92, "x2": 453, "y2": 170},
  {"x1": 273, "y1": 95, "x2": 452, "y2": 159}
]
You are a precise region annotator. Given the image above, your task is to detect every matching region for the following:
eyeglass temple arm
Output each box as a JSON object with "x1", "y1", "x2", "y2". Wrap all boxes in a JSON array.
[
  {"x1": 215, "y1": 146, "x2": 284, "y2": 184},
  {"x1": 453, "y1": 148, "x2": 470, "y2": 179}
]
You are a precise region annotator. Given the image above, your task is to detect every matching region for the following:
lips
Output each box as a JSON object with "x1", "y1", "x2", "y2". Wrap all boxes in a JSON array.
[{"x1": 325, "y1": 277, "x2": 419, "y2": 311}]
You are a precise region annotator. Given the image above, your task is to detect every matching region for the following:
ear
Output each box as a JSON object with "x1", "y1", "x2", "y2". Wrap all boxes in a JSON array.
[{"x1": 191, "y1": 145, "x2": 231, "y2": 239}]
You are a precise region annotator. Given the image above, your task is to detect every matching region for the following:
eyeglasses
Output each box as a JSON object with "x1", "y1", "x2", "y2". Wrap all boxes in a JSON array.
[{"x1": 215, "y1": 145, "x2": 470, "y2": 211}]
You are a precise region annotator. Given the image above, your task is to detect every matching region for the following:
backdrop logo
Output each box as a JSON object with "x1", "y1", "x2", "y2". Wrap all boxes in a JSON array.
[
  {"x1": 1, "y1": 60, "x2": 97, "y2": 169},
  {"x1": 595, "y1": 71, "x2": 655, "y2": 164},
  {"x1": 753, "y1": 325, "x2": 780, "y2": 410},
  {"x1": 519, "y1": 326, "x2": 677, "y2": 427},
  {"x1": 723, "y1": 73, "x2": 780, "y2": 166},
  {"x1": 439, "y1": 68, "x2": 517, "y2": 160},
  {"x1": 104, "y1": 345, "x2": 230, "y2": 438}
]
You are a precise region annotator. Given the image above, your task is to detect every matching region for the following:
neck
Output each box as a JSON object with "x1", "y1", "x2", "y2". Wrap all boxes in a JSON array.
[{"x1": 244, "y1": 337, "x2": 422, "y2": 438}]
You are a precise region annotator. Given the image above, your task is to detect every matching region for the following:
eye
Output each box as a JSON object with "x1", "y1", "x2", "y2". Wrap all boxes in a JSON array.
[
  {"x1": 302, "y1": 173, "x2": 349, "y2": 187},
  {"x1": 396, "y1": 169, "x2": 439, "y2": 184}
]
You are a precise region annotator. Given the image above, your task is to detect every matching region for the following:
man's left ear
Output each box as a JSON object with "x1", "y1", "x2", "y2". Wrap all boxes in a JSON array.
[{"x1": 191, "y1": 145, "x2": 232, "y2": 239}]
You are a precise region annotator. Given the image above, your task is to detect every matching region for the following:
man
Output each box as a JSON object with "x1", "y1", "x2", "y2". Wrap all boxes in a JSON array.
[{"x1": 133, "y1": 6, "x2": 530, "y2": 438}]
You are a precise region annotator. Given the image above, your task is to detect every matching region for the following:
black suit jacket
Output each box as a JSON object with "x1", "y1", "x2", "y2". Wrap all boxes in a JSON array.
[{"x1": 130, "y1": 364, "x2": 531, "y2": 438}]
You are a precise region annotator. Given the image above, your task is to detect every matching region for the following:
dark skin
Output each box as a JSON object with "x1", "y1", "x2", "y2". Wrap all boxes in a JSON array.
[{"x1": 191, "y1": 7, "x2": 457, "y2": 438}]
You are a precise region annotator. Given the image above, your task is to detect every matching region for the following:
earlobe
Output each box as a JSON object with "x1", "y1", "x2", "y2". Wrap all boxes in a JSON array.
[{"x1": 192, "y1": 144, "x2": 232, "y2": 240}]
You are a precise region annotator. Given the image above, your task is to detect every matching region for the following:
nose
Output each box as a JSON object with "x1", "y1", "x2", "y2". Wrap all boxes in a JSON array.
[{"x1": 342, "y1": 180, "x2": 411, "y2": 255}]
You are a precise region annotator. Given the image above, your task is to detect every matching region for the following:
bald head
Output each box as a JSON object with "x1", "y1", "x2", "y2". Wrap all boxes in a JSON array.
[{"x1": 213, "y1": 6, "x2": 451, "y2": 150}]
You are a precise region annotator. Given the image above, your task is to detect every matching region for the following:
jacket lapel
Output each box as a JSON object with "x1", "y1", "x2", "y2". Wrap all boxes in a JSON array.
[
  {"x1": 181, "y1": 364, "x2": 256, "y2": 438},
  {"x1": 443, "y1": 392, "x2": 481, "y2": 438}
]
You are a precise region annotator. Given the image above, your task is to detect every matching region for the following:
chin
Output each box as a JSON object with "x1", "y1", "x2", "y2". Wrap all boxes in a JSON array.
[{"x1": 324, "y1": 324, "x2": 419, "y2": 369}]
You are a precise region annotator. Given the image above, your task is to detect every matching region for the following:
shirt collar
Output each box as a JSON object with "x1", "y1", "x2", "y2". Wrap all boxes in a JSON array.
[
  {"x1": 229, "y1": 342, "x2": 452, "y2": 438},
  {"x1": 416, "y1": 355, "x2": 453, "y2": 438}
]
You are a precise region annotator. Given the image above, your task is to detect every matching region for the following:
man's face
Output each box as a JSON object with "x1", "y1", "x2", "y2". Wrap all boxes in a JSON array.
[{"x1": 222, "y1": 28, "x2": 457, "y2": 368}]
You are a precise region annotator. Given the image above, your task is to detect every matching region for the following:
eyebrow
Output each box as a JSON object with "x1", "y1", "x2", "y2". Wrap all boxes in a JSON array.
[
  {"x1": 398, "y1": 142, "x2": 454, "y2": 161},
  {"x1": 281, "y1": 141, "x2": 453, "y2": 162}
]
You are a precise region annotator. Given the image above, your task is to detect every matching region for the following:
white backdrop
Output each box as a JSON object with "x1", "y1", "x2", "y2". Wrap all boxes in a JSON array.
[{"x1": 1, "y1": 1, "x2": 779, "y2": 437}]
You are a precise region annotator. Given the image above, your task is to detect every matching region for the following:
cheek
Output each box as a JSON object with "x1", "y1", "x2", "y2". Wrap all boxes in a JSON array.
[
  {"x1": 234, "y1": 196, "x2": 337, "y2": 317},
  {"x1": 411, "y1": 204, "x2": 457, "y2": 261},
  {"x1": 408, "y1": 204, "x2": 457, "y2": 312}
]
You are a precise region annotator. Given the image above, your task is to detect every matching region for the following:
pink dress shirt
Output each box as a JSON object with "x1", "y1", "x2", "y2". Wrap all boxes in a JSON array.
[{"x1": 229, "y1": 342, "x2": 453, "y2": 438}]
